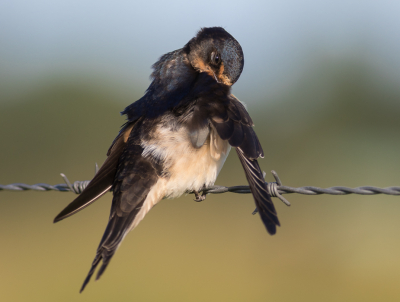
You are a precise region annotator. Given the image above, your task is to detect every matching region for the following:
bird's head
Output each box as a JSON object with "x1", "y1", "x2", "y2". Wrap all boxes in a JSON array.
[{"x1": 184, "y1": 27, "x2": 244, "y2": 86}]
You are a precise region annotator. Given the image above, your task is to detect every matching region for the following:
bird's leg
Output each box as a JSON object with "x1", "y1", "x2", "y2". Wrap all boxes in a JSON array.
[{"x1": 193, "y1": 187, "x2": 207, "y2": 202}]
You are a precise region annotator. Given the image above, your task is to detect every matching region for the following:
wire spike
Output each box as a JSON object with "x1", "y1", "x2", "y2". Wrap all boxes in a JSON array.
[
  {"x1": 60, "y1": 173, "x2": 77, "y2": 193},
  {"x1": 271, "y1": 170, "x2": 282, "y2": 186},
  {"x1": 269, "y1": 171, "x2": 291, "y2": 206}
]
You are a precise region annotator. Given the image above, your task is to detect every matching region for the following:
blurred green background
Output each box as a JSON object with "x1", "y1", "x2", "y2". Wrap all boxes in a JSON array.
[{"x1": 1, "y1": 1, "x2": 400, "y2": 301}]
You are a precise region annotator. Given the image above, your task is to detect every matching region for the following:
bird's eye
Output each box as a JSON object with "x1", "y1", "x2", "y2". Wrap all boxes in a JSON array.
[{"x1": 211, "y1": 52, "x2": 221, "y2": 65}]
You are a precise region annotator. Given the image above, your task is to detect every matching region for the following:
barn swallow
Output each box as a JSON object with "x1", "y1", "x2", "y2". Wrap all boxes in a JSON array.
[{"x1": 54, "y1": 27, "x2": 280, "y2": 292}]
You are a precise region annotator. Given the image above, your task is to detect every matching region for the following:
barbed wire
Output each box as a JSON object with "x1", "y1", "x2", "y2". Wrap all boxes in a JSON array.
[{"x1": 1, "y1": 170, "x2": 399, "y2": 210}]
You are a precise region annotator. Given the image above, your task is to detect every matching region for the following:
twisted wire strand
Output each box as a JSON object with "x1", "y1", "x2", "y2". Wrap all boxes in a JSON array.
[
  {"x1": 0, "y1": 183, "x2": 70, "y2": 192},
  {"x1": 199, "y1": 185, "x2": 400, "y2": 196},
  {"x1": 1, "y1": 171, "x2": 399, "y2": 205}
]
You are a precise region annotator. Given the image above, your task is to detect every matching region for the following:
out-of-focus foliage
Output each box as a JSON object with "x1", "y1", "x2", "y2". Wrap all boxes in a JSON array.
[{"x1": 1, "y1": 57, "x2": 400, "y2": 302}]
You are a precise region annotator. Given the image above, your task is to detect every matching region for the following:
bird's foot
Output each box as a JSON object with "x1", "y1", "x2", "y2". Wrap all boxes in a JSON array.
[{"x1": 193, "y1": 190, "x2": 207, "y2": 202}]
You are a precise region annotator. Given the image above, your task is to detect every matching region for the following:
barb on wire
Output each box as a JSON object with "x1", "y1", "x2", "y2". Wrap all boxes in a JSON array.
[{"x1": 2, "y1": 168, "x2": 400, "y2": 208}]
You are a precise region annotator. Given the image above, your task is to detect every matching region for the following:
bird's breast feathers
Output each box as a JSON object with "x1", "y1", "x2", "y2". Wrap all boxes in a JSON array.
[{"x1": 141, "y1": 120, "x2": 230, "y2": 199}]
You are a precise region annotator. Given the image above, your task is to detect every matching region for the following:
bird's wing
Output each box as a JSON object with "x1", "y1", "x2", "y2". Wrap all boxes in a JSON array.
[
  {"x1": 54, "y1": 122, "x2": 136, "y2": 223},
  {"x1": 180, "y1": 73, "x2": 279, "y2": 234},
  {"x1": 235, "y1": 148, "x2": 280, "y2": 234},
  {"x1": 211, "y1": 94, "x2": 280, "y2": 234},
  {"x1": 80, "y1": 130, "x2": 163, "y2": 292}
]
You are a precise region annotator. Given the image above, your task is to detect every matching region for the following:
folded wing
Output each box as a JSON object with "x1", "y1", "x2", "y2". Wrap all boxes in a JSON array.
[
  {"x1": 53, "y1": 122, "x2": 135, "y2": 223},
  {"x1": 211, "y1": 95, "x2": 280, "y2": 234}
]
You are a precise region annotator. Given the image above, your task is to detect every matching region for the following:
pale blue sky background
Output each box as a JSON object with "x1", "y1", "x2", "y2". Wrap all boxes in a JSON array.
[{"x1": 1, "y1": 0, "x2": 400, "y2": 102}]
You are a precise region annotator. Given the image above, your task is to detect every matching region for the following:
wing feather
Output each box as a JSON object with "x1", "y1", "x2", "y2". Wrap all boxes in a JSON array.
[
  {"x1": 236, "y1": 149, "x2": 280, "y2": 234},
  {"x1": 54, "y1": 128, "x2": 129, "y2": 223},
  {"x1": 203, "y1": 91, "x2": 279, "y2": 234}
]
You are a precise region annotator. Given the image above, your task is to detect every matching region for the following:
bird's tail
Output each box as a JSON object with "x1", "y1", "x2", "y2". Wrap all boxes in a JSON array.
[
  {"x1": 79, "y1": 198, "x2": 146, "y2": 293},
  {"x1": 80, "y1": 246, "x2": 117, "y2": 293}
]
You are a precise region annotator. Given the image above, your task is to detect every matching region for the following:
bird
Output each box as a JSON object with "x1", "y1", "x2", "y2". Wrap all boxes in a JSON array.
[{"x1": 54, "y1": 26, "x2": 280, "y2": 292}]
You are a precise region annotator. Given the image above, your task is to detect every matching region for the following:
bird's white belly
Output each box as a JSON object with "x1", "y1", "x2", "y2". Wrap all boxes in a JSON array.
[
  {"x1": 141, "y1": 124, "x2": 231, "y2": 199},
  {"x1": 129, "y1": 125, "x2": 230, "y2": 232}
]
